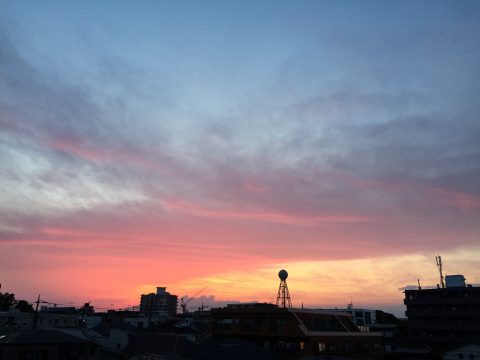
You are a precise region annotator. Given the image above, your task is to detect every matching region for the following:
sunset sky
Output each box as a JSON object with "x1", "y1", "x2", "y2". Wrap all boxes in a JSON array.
[{"x1": 1, "y1": 1, "x2": 479, "y2": 316}]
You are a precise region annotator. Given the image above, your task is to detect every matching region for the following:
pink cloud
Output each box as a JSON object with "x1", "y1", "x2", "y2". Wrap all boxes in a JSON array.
[
  {"x1": 243, "y1": 181, "x2": 271, "y2": 193},
  {"x1": 337, "y1": 170, "x2": 480, "y2": 212},
  {"x1": 162, "y1": 197, "x2": 370, "y2": 225},
  {"x1": 47, "y1": 137, "x2": 177, "y2": 175},
  {"x1": 333, "y1": 170, "x2": 408, "y2": 193},
  {"x1": 50, "y1": 138, "x2": 108, "y2": 162},
  {"x1": 40, "y1": 227, "x2": 93, "y2": 237},
  {"x1": 428, "y1": 186, "x2": 480, "y2": 211}
]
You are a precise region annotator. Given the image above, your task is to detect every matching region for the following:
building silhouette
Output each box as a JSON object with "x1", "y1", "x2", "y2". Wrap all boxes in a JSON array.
[
  {"x1": 0, "y1": 330, "x2": 99, "y2": 359},
  {"x1": 140, "y1": 287, "x2": 178, "y2": 316},
  {"x1": 211, "y1": 303, "x2": 383, "y2": 359},
  {"x1": 404, "y1": 274, "x2": 480, "y2": 351}
]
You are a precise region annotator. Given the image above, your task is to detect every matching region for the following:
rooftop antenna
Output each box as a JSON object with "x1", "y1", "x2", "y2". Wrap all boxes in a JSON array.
[
  {"x1": 276, "y1": 269, "x2": 292, "y2": 308},
  {"x1": 435, "y1": 255, "x2": 445, "y2": 288},
  {"x1": 347, "y1": 296, "x2": 353, "y2": 310}
]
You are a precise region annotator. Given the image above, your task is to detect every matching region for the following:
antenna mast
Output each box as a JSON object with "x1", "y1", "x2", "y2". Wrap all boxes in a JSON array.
[
  {"x1": 435, "y1": 255, "x2": 445, "y2": 288},
  {"x1": 276, "y1": 269, "x2": 292, "y2": 308}
]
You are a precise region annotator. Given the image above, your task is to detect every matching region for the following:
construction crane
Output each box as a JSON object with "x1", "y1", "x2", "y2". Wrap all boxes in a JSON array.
[{"x1": 180, "y1": 286, "x2": 207, "y2": 314}]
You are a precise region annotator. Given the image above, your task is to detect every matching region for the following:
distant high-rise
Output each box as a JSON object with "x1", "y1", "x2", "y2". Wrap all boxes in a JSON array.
[{"x1": 140, "y1": 287, "x2": 178, "y2": 316}]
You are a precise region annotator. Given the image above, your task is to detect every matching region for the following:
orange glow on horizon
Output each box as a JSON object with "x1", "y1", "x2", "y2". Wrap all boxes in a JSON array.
[{"x1": 1, "y1": 240, "x2": 479, "y2": 317}]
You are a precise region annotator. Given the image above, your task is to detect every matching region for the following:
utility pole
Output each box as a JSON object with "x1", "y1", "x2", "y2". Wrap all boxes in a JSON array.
[
  {"x1": 436, "y1": 255, "x2": 445, "y2": 288},
  {"x1": 33, "y1": 294, "x2": 41, "y2": 329}
]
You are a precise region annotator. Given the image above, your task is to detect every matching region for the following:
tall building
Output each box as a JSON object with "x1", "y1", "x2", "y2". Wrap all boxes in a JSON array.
[
  {"x1": 404, "y1": 274, "x2": 480, "y2": 350},
  {"x1": 140, "y1": 287, "x2": 178, "y2": 316}
]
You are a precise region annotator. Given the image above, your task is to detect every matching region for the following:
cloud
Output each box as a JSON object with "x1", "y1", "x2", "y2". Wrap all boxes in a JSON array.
[
  {"x1": 2, "y1": 23, "x2": 478, "y2": 264},
  {"x1": 175, "y1": 246, "x2": 480, "y2": 313},
  {"x1": 0, "y1": 26, "x2": 169, "y2": 219},
  {"x1": 1, "y1": 3, "x2": 480, "y2": 310},
  {"x1": 162, "y1": 197, "x2": 370, "y2": 225}
]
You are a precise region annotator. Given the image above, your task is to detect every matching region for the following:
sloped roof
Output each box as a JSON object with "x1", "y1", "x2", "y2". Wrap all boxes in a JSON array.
[
  {"x1": 130, "y1": 353, "x2": 192, "y2": 360},
  {"x1": 444, "y1": 344, "x2": 480, "y2": 354},
  {"x1": 0, "y1": 329, "x2": 93, "y2": 345}
]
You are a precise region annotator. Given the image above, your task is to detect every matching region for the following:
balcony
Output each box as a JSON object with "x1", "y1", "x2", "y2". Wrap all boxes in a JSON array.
[
  {"x1": 404, "y1": 297, "x2": 480, "y2": 306},
  {"x1": 407, "y1": 321, "x2": 480, "y2": 331},
  {"x1": 405, "y1": 308, "x2": 480, "y2": 318}
]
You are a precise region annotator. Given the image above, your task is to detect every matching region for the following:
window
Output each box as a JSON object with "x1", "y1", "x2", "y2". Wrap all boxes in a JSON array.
[
  {"x1": 459, "y1": 353, "x2": 464, "y2": 359},
  {"x1": 271, "y1": 317, "x2": 286, "y2": 332},
  {"x1": 365, "y1": 312, "x2": 372, "y2": 325},
  {"x1": 318, "y1": 342, "x2": 326, "y2": 352},
  {"x1": 245, "y1": 318, "x2": 256, "y2": 330}
]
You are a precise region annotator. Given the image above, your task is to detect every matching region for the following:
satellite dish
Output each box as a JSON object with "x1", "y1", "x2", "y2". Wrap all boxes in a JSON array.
[{"x1": 278, "y1": 269, "x2": 288, "y2": 281}]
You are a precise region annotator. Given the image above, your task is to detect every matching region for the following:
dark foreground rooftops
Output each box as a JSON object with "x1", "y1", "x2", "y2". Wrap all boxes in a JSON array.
[{"x1": 0, "y1": 329, "x2": 91, "y2": 345}]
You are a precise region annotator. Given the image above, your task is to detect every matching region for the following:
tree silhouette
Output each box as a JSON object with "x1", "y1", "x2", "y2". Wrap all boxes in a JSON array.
[
  {"x1": 16, "y1": 299, "x2": 34, "y2": 312},
  {"x1": 0, "y1": 292, "x2": 15, "y2": 311}
]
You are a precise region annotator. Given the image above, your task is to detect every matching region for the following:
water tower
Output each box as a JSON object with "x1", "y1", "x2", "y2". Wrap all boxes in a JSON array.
[{"x1": 276, "y1": 269, "x2": 292, "y2": 308}]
